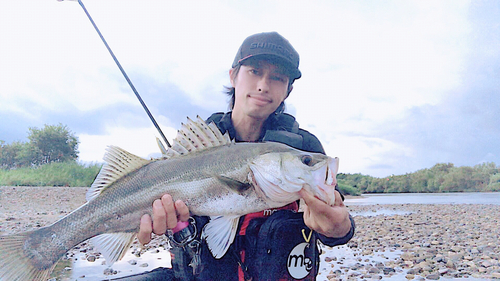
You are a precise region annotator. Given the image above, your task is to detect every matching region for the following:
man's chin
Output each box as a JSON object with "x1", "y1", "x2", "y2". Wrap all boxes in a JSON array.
[{"x1": 247, "y1": 110, "x2": 274, "y2": 121}]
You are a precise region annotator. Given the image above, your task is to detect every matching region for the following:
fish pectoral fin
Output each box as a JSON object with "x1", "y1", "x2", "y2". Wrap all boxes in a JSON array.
[
  {"x1": 90, "y1": 232, "x2": 136, "y2": 265},
  {"x1": 201, "y1": 216, "x2": 240, "y2": 259},
  {"x1": 215, "y1": 175, "x2": 252, "y2": 194}
]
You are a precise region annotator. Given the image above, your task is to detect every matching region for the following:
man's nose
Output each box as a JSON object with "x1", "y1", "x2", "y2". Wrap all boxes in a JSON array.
[{"x1": 257, "y1": 76, "x2": 271, "y2": 93}]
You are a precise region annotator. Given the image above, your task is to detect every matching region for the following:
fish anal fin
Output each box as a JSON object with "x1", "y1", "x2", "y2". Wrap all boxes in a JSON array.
[
  {"x1": 201, "y1": 216, "x2": 240, "y2": 259},
  {"x1": 90, "y1": 232, "x2": 136, "y2": 265},
  {"x1": 215, "y1": 175, "x2": 252, "y2": 194}
]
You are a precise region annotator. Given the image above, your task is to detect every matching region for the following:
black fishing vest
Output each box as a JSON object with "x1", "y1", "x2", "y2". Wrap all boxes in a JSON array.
[{"x1": 205, "y1": 112, "x2": 324, "y2": 154}]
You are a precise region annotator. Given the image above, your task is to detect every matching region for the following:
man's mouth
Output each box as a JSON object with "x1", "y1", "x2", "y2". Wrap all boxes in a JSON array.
[{"x1": 248, "y1": 94, "x2": 272, "y2": 106}]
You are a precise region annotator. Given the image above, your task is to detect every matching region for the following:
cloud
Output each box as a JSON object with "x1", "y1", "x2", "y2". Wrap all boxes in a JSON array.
[
  {"x1": 2, "y1": 0, "x2": 499, "y2": 179},
  {"x1": 359, "y1": 1, "x2": 500, "y2": 177}
]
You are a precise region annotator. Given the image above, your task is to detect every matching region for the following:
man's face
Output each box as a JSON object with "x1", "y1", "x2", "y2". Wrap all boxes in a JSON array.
[{"x1": 230, "y1": 59, "x2": 291, "y2": 121}]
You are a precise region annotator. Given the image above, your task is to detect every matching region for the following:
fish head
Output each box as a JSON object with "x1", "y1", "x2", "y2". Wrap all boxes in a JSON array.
[{"x1": 249, "y1": 149, "x2": 339, "y2": 206}]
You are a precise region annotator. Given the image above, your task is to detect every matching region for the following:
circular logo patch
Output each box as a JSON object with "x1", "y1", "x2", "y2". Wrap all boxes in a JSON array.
[{"x1": 287, "y1": 242, "x2": 312, "y2": 279}]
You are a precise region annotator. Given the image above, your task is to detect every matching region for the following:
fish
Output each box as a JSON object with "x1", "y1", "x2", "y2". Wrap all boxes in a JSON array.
[{"x1": 0, "y1": 116, "x2": 339, "y2": 281}]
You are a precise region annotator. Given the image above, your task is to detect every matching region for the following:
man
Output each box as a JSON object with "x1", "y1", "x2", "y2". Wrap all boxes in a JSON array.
[{"x1": 137, "y1": 32, "x2": 355, "y2": 280}]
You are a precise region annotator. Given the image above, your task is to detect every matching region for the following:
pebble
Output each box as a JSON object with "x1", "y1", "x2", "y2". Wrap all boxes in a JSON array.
[
  {"x1": 438, "y1": 268, "x2": 449, "y2": 275},
  {"x1": 103, "y1": 268, "x2": 117, "y2": 275},
  {"x1": 406, "y1": 273, "x2": 415, "y2": 279},
  {"x1": 321, "y1": 203, "x2": 500, "y2": 280},
  {"x1": 426, "y1": 273, "x2": 440, "y2": 280}
]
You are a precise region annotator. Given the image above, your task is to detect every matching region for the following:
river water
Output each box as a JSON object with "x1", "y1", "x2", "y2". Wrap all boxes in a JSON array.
[{"x1": 345, "y1": 192, "x2": 500, "y2": 205}]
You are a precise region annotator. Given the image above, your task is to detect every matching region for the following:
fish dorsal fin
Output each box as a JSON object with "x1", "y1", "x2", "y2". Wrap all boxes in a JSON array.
[
  {"x1": 87, "y1": 146, "x2": 151, "y2": 201},
  {"x1": 163, "y1": 116, "x2": 232, "y2": 158},
  {"x1": 156, "y1": 137, "x2": 168, "y2": 155}
]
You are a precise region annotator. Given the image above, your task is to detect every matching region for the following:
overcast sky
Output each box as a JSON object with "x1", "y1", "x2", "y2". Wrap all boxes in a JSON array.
[{"x1": 1, "y1": 0, "x2": 499, "y2": 178}]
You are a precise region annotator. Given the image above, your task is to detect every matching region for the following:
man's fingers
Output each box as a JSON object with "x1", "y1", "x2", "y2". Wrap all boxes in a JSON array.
[
  {"x1": 300, "y1": 188, "x2": 344, "y2": 209},
  {"x1": 298, "y1": 188, "x2": 314, "y2": 204},
  {"x1": 299, "y1": 188, "x2": 327, "y2": 209},
  {"x1": 138, "y1": 214, "x2": 152, "y2": 245},
  {"x1": 152, "y1": 199, "x2": 167, "y2": 235},
  {"x1": 161, "y1": 194, "x2": 178, "y2": 229},
  {"x1": 144, "y1": 194, "x2": 190, "y2": 243},
  {"x1": 175, "y1": 200, "x2": 190, "y2": 222},
  {"x1": 139, "y1": 194, "x2": 191, "y2": 248}
]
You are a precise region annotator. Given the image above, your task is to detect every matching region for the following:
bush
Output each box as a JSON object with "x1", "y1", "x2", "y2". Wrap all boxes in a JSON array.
[
  {"x1": 0, "y1": 161, "x2": 101, "y2": 187},
  {"x1": 337, "y1": 182, "x2": 360, "y2": 196}
]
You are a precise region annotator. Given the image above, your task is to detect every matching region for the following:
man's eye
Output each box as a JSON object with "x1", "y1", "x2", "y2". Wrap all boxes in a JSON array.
[
  {"x1": 272, "y1": 76, "x2": 285, "y2": 82},
  {"x1": 270, "y1": 75, "x2": 287, "y2": 83}
]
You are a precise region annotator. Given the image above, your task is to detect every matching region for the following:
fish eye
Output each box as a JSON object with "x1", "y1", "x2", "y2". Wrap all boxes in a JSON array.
[{"x1": 301, "y1": 155, "x2": 313, "y2": 166}]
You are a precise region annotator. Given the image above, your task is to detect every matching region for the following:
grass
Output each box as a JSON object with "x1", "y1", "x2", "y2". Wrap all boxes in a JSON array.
[{"x1": 0, "y1": 161, "x2": 102, "y2": 187}]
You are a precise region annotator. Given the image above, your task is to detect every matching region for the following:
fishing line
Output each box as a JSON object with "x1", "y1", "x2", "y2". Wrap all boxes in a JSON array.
[{"x1": 58, "y1": 0, "x2": 172, "y2": 148}]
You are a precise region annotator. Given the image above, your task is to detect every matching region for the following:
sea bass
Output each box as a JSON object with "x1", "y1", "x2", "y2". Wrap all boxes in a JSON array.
[{"x1": 0, "y1": 116, "x2": 339, "y2": 281}]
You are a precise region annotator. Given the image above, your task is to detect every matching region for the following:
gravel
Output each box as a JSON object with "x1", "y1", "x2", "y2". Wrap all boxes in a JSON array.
[
  {"x1": 318, "y1": 203, "x2": 500, "y2": 280},
  {"x1": 1, "y1": 186, "x2": 499, "y2": 280}
]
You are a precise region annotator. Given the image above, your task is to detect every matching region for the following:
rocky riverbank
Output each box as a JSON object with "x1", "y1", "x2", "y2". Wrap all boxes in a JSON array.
[
  {"x1": 1, "y1": 186, "x2": 499, "y2": 280},
  {"x1": 318, "y1": 203, "x2": 500, "y2": 280}
]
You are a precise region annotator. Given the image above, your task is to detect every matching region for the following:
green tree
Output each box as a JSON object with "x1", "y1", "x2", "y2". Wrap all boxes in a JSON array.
[
  {"x1": 487, "y1": 173, "x2": 500, "y2": 191},
  {"x1": 472, "y1": 162, "x2": 499, "y2": 191},
  {"x1": 27, "y1": 124, "x2": 79, "y2": 165},
  {"x1": 1, "y1": 140, "x2": 19, "y2": 168},
  {"x1": 432, "y1": 163, "x2": 455, "y2": 172},
  {"x1": 0, "y1": 141, "x2": 33, "y2": 168}
]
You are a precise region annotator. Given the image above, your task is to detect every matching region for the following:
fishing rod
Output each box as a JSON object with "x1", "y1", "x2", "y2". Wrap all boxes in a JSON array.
[{"x1": 58, "y1": 0, "x2": 172, "y2": 148}]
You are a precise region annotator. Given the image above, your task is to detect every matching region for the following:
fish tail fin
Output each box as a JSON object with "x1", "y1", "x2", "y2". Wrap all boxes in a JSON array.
[{"x1": 0, "y1": 233, "x2": 55, "y2": 281}]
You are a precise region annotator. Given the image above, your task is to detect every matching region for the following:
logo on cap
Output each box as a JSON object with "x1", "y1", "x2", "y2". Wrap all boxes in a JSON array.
[{"x1": 249, "y1": 42, "x2": 295, "y2": 61}]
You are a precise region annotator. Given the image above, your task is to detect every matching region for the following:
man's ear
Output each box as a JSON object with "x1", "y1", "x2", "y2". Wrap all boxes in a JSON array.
[
  {"x1": 229, "y1": 69, "x2": 236, "y2": 87},
  {"x1": 286, "y1": 85, "x2": 293, "y2": 99}
]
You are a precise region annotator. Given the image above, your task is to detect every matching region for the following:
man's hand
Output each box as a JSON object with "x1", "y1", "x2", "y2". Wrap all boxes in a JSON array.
[
  {"x1": 299, "y1": 188, "x2": 351, "y2": 238},
  {"x1": 138, "y1": 194, "x2": 190, "y2": 245}
]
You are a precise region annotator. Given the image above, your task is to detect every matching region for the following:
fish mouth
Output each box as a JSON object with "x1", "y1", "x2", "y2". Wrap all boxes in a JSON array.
[{"x1": 317, "y1": 157, "x2": 339, "y2": 206}]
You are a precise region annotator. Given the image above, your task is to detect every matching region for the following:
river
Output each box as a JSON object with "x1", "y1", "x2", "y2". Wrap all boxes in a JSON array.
[{"x1": 345, "y1": 191, "x2": 500, "y2": 205}]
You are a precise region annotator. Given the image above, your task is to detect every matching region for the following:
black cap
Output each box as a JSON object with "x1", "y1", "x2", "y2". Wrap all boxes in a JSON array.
[{"x1": 232, "y1": 32, "x2": 301, "y2": 80}]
